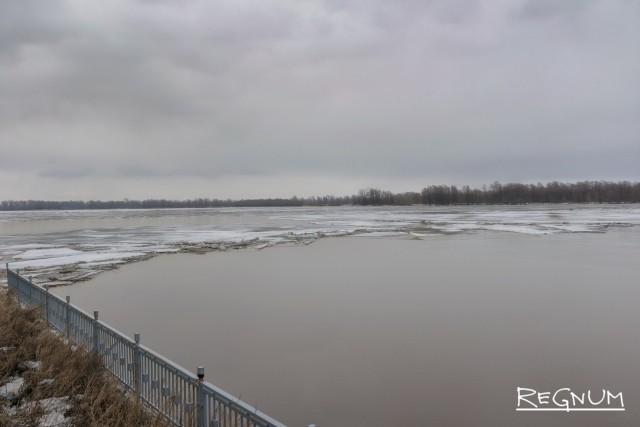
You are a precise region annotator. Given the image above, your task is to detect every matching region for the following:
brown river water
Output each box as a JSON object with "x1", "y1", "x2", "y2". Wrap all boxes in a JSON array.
[{"x1": 54, "y1": 228, "x2": 640, "y2": 427}]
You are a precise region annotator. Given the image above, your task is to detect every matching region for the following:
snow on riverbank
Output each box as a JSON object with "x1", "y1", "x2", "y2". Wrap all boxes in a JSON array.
[
  {"x1": 0, "y1": 290, "x2": 167, "y2": 427},
  {"x1": 1, "y1": 368, "x2": 71, "y2": 427}
]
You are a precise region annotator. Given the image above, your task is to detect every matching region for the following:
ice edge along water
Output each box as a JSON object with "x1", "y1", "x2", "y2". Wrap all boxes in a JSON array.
[{"x1": 1, "y1": 205, "x2": 638, "y2": 286}]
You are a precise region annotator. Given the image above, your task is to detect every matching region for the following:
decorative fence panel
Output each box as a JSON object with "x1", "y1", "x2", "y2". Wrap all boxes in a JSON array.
[{"x1": 5, "y1": 265, "x2": 288, "y2": 427}]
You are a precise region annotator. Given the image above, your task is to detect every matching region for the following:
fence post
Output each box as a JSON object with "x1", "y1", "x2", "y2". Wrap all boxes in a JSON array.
[
  {"x1": 93, "y1": 311, "x2": 100, "y2": 352},
  {"x1": 16, "y1": 269, "x2": 21, "y2": 301},
  {"x1": 197, "y1": 366, "x2": 205, "y2": 427},
  {"x1": 28, "y1": 276, "x2": 33, "y2": 306},
  {"x1": 44, "y1": 285, "x2": 50, "y2": 324},
  {"x1": 134, "y1": 333, "x2": 141, "y2": 396},
  {"x1": 65, "y1": 296, "x2": 71, "y2": 339}
]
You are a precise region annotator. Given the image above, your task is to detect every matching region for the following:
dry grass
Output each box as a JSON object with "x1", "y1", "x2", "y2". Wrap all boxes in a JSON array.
[{"x1": 0, "y1": 289, "x2": 170, "y2": 426}]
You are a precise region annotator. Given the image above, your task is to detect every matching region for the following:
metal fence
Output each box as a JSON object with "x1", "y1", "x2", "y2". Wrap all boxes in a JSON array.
[{"x1": 5, "y1": 265, "x2": 288, "y2": 427}]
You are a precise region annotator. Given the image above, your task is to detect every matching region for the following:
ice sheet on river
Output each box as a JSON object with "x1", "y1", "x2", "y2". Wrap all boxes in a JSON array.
[{"x1": 1, "y1": 204, "x2": 638, "y2": 286}]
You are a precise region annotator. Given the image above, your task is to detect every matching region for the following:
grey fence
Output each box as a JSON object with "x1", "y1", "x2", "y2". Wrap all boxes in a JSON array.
[{"x1": 5, "y1": 265, "x2": 288, "y2": 427}]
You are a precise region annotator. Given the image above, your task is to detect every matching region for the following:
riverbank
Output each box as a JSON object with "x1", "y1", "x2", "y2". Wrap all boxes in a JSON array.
[{"x1": 0, "y1": 289, "x2": 168, "y2": 426}]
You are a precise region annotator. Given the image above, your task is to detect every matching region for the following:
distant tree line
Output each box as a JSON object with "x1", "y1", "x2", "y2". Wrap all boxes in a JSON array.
[
  {"x1": 0, "y1": 197, "x2": 305, "y2": 211},
  {"x1": 415, "y1": 181, "x2": 640, "y2": 205},
  {"x1": 1, "y1": 181, "x2": 639, "y2": 211}
]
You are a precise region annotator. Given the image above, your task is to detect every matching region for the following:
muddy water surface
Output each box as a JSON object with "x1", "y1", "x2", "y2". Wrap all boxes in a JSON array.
[{"x1": 56, "y1": 229, "x2": 640, "y2": 427}]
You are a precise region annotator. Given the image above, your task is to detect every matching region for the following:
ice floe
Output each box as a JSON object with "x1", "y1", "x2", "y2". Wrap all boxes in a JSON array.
[{"x1": 1, "y1": 204, "x2": 638, "y2": 286}]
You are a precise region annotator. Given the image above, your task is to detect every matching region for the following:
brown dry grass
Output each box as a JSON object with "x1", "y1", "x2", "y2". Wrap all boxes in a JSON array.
[{"x1": 0, "y1": 289, "x2": 170, "y2": 427}]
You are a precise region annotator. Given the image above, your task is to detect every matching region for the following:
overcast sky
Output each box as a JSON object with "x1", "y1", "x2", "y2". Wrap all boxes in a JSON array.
[{"x1": 1, "y1": 0, "x2": 638, "y2": 200}]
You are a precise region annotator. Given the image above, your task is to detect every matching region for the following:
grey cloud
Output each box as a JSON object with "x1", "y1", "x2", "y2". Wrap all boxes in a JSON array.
[
  {"x1": 0, "y1": 0, "x2": 639, "y2": 200},
  {"x1": 0, "y1": 1, "x2": 73, "y2": 56},
  {"x1": 38, "y1": 166, "x2": 95, "y2": 179},
  {"x1": 517, "y1": 0, "x2": 593, "y2": 21}
]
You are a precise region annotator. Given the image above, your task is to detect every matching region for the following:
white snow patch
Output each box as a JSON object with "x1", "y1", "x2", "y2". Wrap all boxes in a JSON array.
[
  {"x1": 545, "y1": 223, "x2": 594, "y2": 232},
  {"x1": 406, "y1": 232, "x2": 443, "y2": 237},
  {"x1": 23, "y1": 360, "x2": 42, "y2": 370},
  {"x1": 36, "y1": 397, "x2": 71, "y2": 427},
  {"x1": 10, "y1": 251, "x2": 147, "y2": 269},
  {"x1": 357, "y1": 231, "x2": 406, "y2": 237},
  {"x1": 481, "y1": 224, "x2": 550, "y2": 235},
  {"x1": 0, "y1": 244, "x2": 59, "y2": 251},
  {"x1": 14, "y1": 248, "x2": 83, "y2": 260},
  {"x1": 1, "y1": 376, "x2": 24, "y2": 398}
]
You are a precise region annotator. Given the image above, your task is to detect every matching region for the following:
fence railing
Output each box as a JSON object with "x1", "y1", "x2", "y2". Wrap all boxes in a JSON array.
[{"x1": 5, "y1": 265, "x2": 288, "y2": 427}]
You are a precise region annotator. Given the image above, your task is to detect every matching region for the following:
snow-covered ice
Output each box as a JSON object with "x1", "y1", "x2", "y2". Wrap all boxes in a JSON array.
[
  {"x1": 9, "y1": 251, "x2": 148, "y2": 269},
  {"x1": 13, "y1": 248, "x2": 83, "y2": 260},
  {"x1": 1, "y1": 204, "x2": 639, "y2": 285}
]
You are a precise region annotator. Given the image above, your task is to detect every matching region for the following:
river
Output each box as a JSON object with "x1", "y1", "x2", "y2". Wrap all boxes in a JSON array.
[{"x1": 2, "y1": 205, "x2": 639, "y2": 426}]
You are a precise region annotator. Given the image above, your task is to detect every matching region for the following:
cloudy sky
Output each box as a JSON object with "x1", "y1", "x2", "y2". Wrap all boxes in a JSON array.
[{"x1": 1, "y1": 0, "x2": 638, "y2": 200}]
